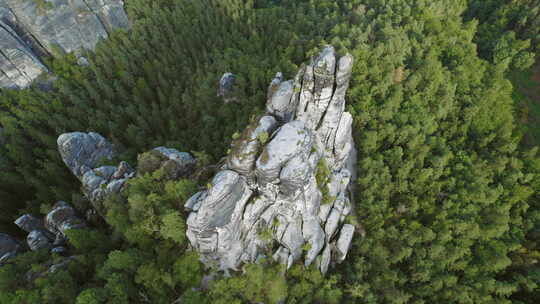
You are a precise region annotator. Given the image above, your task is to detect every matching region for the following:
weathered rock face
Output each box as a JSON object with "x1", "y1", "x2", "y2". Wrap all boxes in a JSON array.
[
  {"x1": 4, "y1": 0, "x2": 129, "y2": 55},
  {"x1": 58, "y1": 131, "x2": 196, "y2": 213},
  {"x1": 14, "y1": 214, "x2": 44, "y2": 233},
  {"x1": 218, "y1": 72, "x2": 237, "y2": 103},
  {"x1": 45, "y1": 201, "x2": 86, "y2": 237},
  {"x1": 15, "y1": 201, "x2": 86, "y2": 252},
  {"x1": 58, "y1": 132, "x2": 115, "y2": 178},
  {"x1": 187, "y1": 46, "x2": 356, "y2": 274},
  {"x1": 0, "y1": 0, "x2": 129, "y2": 89},
  {"x1": 58, "y1": 131, "x2": 130, "y2": 210},
  {"x1": 0, "y1": 233, "x2": 21, "y2": 263},
  {"x1": 0, "y1": 17, "x2": 47, "y2": 89}
]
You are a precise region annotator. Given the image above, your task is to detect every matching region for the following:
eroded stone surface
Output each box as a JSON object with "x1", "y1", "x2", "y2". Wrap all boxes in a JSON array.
[
  {"x1": 0, "y1": 0, "x2": 129, "y2": 89},
  {"x1": 3, "y1": 0, "x2": 129, "y2": 56},
  {"x1": 187, "y1": 46, "x2": 356, "y2": 274},
  {"x1": 0, "y1": 17, "x2": 47, "y2": 89},
  {"x1": 218, "y1": 72, "x2": 236, "y2": 103},
  {"x1": 12, "y1": 201, "x2": 86, "y2": 255},
  {"x1": 15, "y1": 214, "x2": 44, "y2": 233},
  {"x1": 27, "y1": 229, "x2": 53, "y2": 251},
  {"x1": 0, "y1": 233, "x2": 20, "y2": 263},
  {"x1": 58, "y1": 132, "x2": 114, "y2": 178},
  {"x1": 58, "y1": 132, "x2": 196, "y2": 215}
]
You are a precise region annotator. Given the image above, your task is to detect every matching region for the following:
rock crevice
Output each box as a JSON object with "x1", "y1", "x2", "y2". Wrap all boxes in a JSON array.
[
  {"x1": 187, "y1": 46, "x2": 357, "y2": 274},
  {"x1": 0, "y1": 0, "x2": 129, "y2": 89}
]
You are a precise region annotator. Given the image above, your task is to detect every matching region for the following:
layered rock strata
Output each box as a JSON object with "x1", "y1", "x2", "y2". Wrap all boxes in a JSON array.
[{"x1": 186, "y1": 46, "x2": 356, "y2": 274}]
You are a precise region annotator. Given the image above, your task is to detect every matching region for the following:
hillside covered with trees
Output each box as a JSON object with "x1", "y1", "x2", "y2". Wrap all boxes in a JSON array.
[{"x1": 0, "y1": 0, "x2": 539, "y2": 303}]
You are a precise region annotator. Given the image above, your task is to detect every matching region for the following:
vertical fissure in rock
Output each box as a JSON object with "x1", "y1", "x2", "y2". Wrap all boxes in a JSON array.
[
  {"x1": 81, "y1": 0, "x2": 111, "y2": 36},
  {"x1": 186, "y1": 45, "x2": 357, "y2": 274},
  {"x1": 0, "y1": 48, "x2": 32, "y2": 84},
  {"x1": 4, "y1": 6, "x2": 52, "y2": 58},
  {"x1": 0, "y1": 20, "x2": 48, "y2": 71}
]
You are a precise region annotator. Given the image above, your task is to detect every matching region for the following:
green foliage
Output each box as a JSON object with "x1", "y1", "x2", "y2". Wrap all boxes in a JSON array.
[
  {"x1": 257, "y1": 131, "x2": 269, "y2": 144},
  {"x1": 315, "y1": 157, "x2": 333, "y2": 205},
  {"x1": 208, "y1": 262, "x2": 287, "y2": 304},
  {"x1": 465, "y1": 0, "x2": 540, "y2": 70},
  {"x1": 104, "y1": 169, "x2": 196, "y2": 246},
  {"x1": 136, "y1": 151, "x2": 167, "y2": 176},
  {"x1": 0, "y1": 0, "x2": 308, "y2": 228},
  {"x1": 258, "y1": 226, "x2": 274, "y2": 242},
  {"x1": 1, "y1": 0, "x2": 540, "y2": 303}
]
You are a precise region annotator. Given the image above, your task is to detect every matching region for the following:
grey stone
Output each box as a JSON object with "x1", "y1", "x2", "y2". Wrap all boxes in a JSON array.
[
  {"x1": 0, "y1": 251, "x2": 17, "y2": 263},
  {"x1": 4, "y1": 0, "x2": 129, "y2": 56},
  {"x1": 0, "y1": 0, "x2": 129, "y2": 89},
  {"x1": 318, "y1": 245, "x2": 331, "y2": 274},
  {"x1": 218, "y1": 72, "x2": 236, "y2": 103},
  {"x1": 50, "y1": 246, "x2": 67, "y2": 255},
  {"x1": 255, "y1": 120, "x2": 314, "y2": 185},
  {"x1": 112, "y1": 161, "x2": 134, "y2": 179},
  {"x1": 335, "y1": 224, "x2": 354, "y2": 262},
  {"x1": 266, "y1": 80, "x2": 295, "y2": 122},
  {"x1": 0, "y1": 233, "x2": 20, "y2": 260},
  {"x1": 57, "y1": 132, "x2": 198, "y2": 221},
  {"x1": 185, "y1": 191, "x2": 204, "y2": 211},
  {"x1": 227, "y1": 115, "x2": 278, "y2": 176},
  {"x1": 47, "y1": 256, "x2": 77, "y2": 274},
  {"x1": 58, "y1": 132, "x2": 114, "y2": 178},
  {"x1": 0, "y1": 20, "x2": 47, "y2": 89},
  {"x1": 186, "y1": 46, "x2": 357, "y2": 274},
  {"x1": 153, "y1": 147, "x2": 196, "y2": 178},
  {"x1": 193, "y1": 170, "x2": 248, "y2": 230},
  {"x1": 45, "y1": 201, "x2": 86, "y2": 237},
  {"x1": 15, "y1": 214, "x2": 44, "y2": 233},
  {"x1": 77, "y1": 56, "x2": 89, "y2": 66},
  {"x1": 27, "y1": 230, "x2": 53, "y2": 251},
  {"x1": 302, "y1": 217, "x2": 325, "y2": 266}
]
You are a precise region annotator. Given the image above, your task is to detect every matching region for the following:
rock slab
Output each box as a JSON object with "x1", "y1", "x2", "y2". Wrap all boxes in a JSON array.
[{"x1": 0, "y1": 0, "x2": 129, "y2": 89}]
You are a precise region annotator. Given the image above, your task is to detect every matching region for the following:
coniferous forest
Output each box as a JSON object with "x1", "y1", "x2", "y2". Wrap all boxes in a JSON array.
[{"x1": 1, "y1": 0, "x2": 540, "y2": 303}]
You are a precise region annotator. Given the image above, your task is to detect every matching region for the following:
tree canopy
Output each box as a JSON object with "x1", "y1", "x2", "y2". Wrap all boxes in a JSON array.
[{"x1": 0, "y1": 0, "x2": 539, "y2": 303}]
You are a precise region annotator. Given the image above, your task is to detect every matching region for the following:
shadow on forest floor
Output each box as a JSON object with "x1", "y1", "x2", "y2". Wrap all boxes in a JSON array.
[{"x1": 511, "y1": 60, "x2": 540, "y2": 147}]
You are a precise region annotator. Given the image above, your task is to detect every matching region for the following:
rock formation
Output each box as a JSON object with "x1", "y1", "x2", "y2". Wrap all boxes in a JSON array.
[
  {"x1": 57, "y1": 132, "x2": 196, "y2": 212},
  {"x1": 0, "y1": 0, "x2": 129, "y2": 89},
  {"x1": 218, "y1": 72, "x2": 237, "y2": 103},
  {"x1": 0, "y1": 233, "x2": 21, "y2": 263},
  {"x1": 186, "y1": 46, "x2": 356, "y2": 274},
  {"x1": 50, "y1": 46, "x2": 356, "y2": 276},
  {"x1": 15, "y1": 201, "x2": 86, "y2": 253}
]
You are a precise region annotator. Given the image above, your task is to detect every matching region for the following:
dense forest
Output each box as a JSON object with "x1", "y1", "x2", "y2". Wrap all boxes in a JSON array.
[{"x1": 0, "y1": 0, "x2": 539, "y2": 303}]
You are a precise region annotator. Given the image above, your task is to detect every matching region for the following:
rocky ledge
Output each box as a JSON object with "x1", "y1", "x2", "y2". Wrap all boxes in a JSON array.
[
  {"x1": 186, "y1": 46, "x2": 356, "y2": 274},
  {"x1": 0, "y1": 0, "x2": 129, "y2": 89}
]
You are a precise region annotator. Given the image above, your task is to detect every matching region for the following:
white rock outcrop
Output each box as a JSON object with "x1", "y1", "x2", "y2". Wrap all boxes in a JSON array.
[{"x1": 186, "y1": 46, "x2": 356, "y2": 274}]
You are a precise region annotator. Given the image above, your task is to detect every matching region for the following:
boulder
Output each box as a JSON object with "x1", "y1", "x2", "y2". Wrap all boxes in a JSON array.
[
  {"x1": 0, "y1": 233, "x2": 20, "y2": 263},
  {"x1": 27, "y1": 230, "x2": 53, "y2": 251},
  {"x1": 13, "y1": 202, "x2": 86, "y2": 255},
  {"x1": 45, "y1": 201, "x2": 86, "y2": 237},
  {"x1": 186, "y1": 46, "x2": 356, "y2": 274},
  {"x1": 58, "y1": 132, "x2": 114, "y2": 178},
  {"x1": 217, "y1": 72, "x2": 236, "y2": 103},
  {"x1": 15, "y1": 214, "x2": 44, "y2": 233}
]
